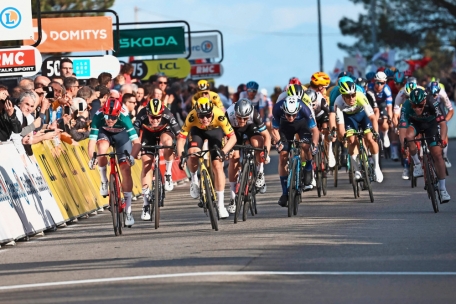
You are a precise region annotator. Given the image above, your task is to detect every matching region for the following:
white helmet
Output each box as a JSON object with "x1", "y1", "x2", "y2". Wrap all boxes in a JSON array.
[
  {"x1": 282, "y1": 96, "x2": 301, "y2": 115},
  {"x1": 374, "y1": 71, "x2": 387, "y2": 82}
]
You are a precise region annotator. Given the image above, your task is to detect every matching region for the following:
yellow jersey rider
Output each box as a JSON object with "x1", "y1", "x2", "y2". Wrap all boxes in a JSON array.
[{"x1": 191, "y1": 79, "x2": 225, "y2": 111}]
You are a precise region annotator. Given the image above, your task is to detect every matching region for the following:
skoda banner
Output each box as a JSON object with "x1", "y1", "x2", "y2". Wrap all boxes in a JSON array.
[
  {"x1": 156, "y1": 34, "x2": 220, "y2": 60},
  {"x1": 0, "y1": 0, "x2": 34, "y2": 41},
  {"x1": 130, "y1": 58, "x2": 191, "y2": 80},
  {"x1": 116, "y1": 27, "x2": 186, "y2": 57}
]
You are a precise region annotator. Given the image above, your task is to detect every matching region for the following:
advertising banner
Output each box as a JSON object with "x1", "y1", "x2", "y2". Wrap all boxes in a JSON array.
[
  {"x1": 0, "y1": 0, "x2": 33, "y2": 41},
  {"x1": 130, "y1": 58, "x2": 191, "y2": 80},
  {"x1": 157, "y1": 34, "x2": 220, "y2": 60},
  {"x1": 116, "y1": 27, "x2": 186, "y2": 57},
  {"x1": 41, "y1": 55, "x2": 120, "y2": 79},
  {"x1": 190, "y1": 63, "x2": 222, "y2": 79},
  {"x1": 23, "y1": 17, "x2": 113, "y2": 53},
  {"x1": 0, "y1": 46, "x2": 42, "y2": 77}
]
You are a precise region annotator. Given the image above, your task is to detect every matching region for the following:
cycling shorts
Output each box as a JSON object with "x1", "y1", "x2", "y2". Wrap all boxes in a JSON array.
[
  {"x1": 342, "y1": 111, "x2": 373, "y2": 137},
  {"x1": 408, "y1": 120, "x2": 440, "y2": 147},
  {"x1": 279, "y1": 119, "x2": 312, "y2": 152},
  {"x1": 378, "y1": 102, "x2": 389, "y2": 119},
  {"x1": 141, "y1": 128, "x2": 175, "y2": 155},
  {"x1": 316, "y1": 114, "x2": 329, "y2": 129},
  {"x1": 97, "y1": 129, "x2": 132, "y2": 163},
  {"x1": 188, "y1": 127, "x2": 224, "y2": 159},
  {"x1": 233, "y1": 124, "x2": 262, "y2": 146}
]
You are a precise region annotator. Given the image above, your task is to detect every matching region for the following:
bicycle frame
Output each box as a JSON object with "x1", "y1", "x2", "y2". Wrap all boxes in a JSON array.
[{"x1": 287, "y1": 140, "x2": 302, "y2": 192}]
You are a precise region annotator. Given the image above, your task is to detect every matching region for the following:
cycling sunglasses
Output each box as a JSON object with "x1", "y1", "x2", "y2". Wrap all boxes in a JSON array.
[
  {"x1": 375, "y1": 81, "x2": 386, "y2": 85},
  {"x1": 148, "y1": 115, "x2": 162, "y2": 120},
  {"x1": 411, "y1": 103, "x2": 425, "y2": 109},
  {"x1": 198, "y1": 113, "x2": 213, "y2": 119},
  {"x1": 285, "y1": 113, "x2": 297, "y2": 118},
  {"x1": 343, "y1": 93, "x2": 357, "y2": 98},
  {"x1": 104, "y1": 114, "x2": 118, "y2": 121},
  {"x1": 247, "y1": 89, "x2": 257, "y2": 93},
  {"x1": 235, "y1": 115, "x2": 249, "y2": 121}
]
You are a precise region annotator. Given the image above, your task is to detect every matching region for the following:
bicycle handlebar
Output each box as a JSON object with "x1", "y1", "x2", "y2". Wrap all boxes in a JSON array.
[
  {"x1": 92, "y1": 150, "x2": 130, "y2": 159},
  {"x1": 142, "y1": 144, "x2": 176, "y2": 150},
  {"x1": 181, "y1": 145, "x2": 223, "y2": 160},
  {"x1": 404, "y1": 136, "x2": 439, "y2": 146},
  {"x1": 233, "y1": 145, "x2": 265, "y2": 152}
]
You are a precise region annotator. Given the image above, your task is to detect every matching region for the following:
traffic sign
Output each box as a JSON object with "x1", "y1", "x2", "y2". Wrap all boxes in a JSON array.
[
  {"x1": 116, "y1": 27, "x2": 186, "y2": 57},
  {"x1": 0, "y1": 46, "x2": 41, "y2": 77},
  {"x1": 130, "y1": 58, "x2": 191, "y2": 80},
  {"x1": 41, "y1": 55, "x2": 121, "y2": 79},
  {"x1": 190, "y1": 63, "x2": 223, "y2": 79}
]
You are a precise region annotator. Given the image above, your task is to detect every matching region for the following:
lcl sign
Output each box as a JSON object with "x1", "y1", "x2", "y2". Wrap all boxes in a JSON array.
[{"x1": 190, "y1": 63, "x2": 222, "y2": 78}]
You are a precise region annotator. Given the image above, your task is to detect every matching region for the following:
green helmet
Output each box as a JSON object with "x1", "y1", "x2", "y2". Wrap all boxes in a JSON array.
[
  {"x1": 409, "y1": 88, "x2": 426, "y2": 105},
  {"x1": 404, "y1": 82, "x2": 417, "y2": 96},
  {"x1": 339, "y1": 81, "x2": 356, "y2": 95}
]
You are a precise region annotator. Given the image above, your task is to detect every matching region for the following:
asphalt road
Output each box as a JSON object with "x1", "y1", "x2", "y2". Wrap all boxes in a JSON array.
[{"x1": 1, "y1": 143, "x2": 456, "y2": 303}]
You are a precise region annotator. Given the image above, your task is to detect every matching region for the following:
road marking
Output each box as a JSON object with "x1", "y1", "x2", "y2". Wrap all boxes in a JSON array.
[{"x1": 2, "y1": 271, "x2": 456, "y2": 291}]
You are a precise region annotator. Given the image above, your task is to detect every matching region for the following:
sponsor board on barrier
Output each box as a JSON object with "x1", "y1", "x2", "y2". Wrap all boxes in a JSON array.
[
  {"x1": 0, "y1": 46, "x2": 42, "y2": 77},
  {"x1": 0, "y1": 0, "x2": 33, "y2": 41},
  {"x1": 190, "y1": 63, "x2": 223, "y2": 79},
  {"x1": 0, "y1": 143, "x2": 47, "y2": 235},
  {"x1": 41, "y1": 55, "x2": 120, "y2": 79},
  {"x1": 23, "y1": 17, "x2": 113, "y2": 53},
  {"x1": 156, "y1": 34, "x2": 220, "y2": 60},
  {"x1": 130, "y1": 58, "x2": 191, "y2": 80}
]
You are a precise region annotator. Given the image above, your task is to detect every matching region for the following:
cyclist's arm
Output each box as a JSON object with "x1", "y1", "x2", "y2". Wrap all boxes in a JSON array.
[
  {"x1": 164, "y1": 108, "x2": 181, "y2": 136},
  {"x1": 271, "y1": 102, "x2": 282, "y2": 142},
  {"x1": 133, "y1": 108, "x2": 146, "y2": 135},
  {"x1": 88, "y1": 112, "x2": 103, "y2": 159},
  {"x1": 119, "y1": 114, "x2": 141, "y2": 158},
  {"x1": 253, "y1": 109, "x2": 270, "y2": 152}
]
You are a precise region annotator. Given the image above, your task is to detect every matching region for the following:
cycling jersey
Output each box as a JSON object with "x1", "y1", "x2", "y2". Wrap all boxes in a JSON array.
[
  {"x1": 89, "y1": 106, "x2": 138, "y2": 141},
  {"x1": 272, "y1": 99, "x2": 316, "y2": 130},
  {"x1": 399, "y1": 97, "x2": 445, "y2": 127},
  {"x1": 373, "y1": 83, "x2": 393, "y2": 106},
  {"x1": 191, "y1": 91, "x2": 224, "y2": 110},
  {"x1": 435, "y1": 89, "x2": 453, "y2": 112},
  {"x1": 334, "y1": 91, "x2": 375, "y2": 116},
  {"x1": 134, "y1": 107, "x2": 180, "y2": 135},
  {"x1": 179, "y1": 107, "x2": 234, "y2": 138},
  {"x1": 239, "y1": 91, "x2": 264, "y2": 111},
  {"x1": 313, "y1": 92, "x2": 329, "y2": 119},
  {"x1": 365, "y1": 90, "x2": 378, "y2": 109},
  {"x1": 394, "y1": 85, "x2": 426, "y2": 115}
]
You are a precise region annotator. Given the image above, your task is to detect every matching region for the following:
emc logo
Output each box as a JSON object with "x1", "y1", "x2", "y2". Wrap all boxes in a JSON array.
[{"x1": 0, "y1": 7, "x2": 21, "y2": 29}]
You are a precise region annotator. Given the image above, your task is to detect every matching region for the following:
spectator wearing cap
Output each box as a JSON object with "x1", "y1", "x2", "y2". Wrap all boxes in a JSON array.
[{"x1": 69, "y1": 97, "x2": 90, "y2": 142}]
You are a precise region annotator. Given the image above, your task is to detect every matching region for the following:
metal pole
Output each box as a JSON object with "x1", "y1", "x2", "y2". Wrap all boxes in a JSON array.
[
  {"x1": 371, "y1": 0, "x2": 377, "y2": 54},
  {"x1": 317, "y1": 0, "x2": 323, "y2": 71}
]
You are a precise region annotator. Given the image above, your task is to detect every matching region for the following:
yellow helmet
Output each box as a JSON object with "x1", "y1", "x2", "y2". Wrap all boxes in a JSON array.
[
  {"x1": 195, "y1": 97, "x2": 213, "y2": 114},
  {"x1": 311, "y1": 72, "x2": 331, "y2": 87},
  {"x1": 197, "y1": 79, "x2": 210, "y2": 91}
]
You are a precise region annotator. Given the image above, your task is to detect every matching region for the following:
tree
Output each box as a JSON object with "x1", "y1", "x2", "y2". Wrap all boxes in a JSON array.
[{"x1": 338, "y1": 0, "x2": 456, "y2": 59}]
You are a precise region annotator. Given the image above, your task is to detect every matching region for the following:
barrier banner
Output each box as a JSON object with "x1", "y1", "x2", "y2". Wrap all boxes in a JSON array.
[
  {"x1": 0, "y1": 167, "x2": 26, "y2": 243},
  {"x1": 24, "y1": 154, "x2": 65, "y2": 226},
  {"x1": 0, "y1": 143, "x2": 47, "y2": 235}
]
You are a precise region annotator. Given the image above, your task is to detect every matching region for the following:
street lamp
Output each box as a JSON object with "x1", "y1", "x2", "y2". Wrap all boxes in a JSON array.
[{"x1": 317, "y1": 0, "x2": 323, "y2": 71}]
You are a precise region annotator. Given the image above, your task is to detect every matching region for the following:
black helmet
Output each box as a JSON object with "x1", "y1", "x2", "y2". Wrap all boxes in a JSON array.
[
  {"x1": 410, "y1": 88, "x2": 427, "y2": 105},
  {"x1": 355, "y1": 77, "x2": 367, "y2": 87},
  {"x1": 234, "y1": 98, "x2": 253, "y2": 117}
]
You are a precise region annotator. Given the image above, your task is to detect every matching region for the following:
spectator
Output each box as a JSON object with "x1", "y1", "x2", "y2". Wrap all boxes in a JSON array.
[
  {"x1": 271, "y1": 86, "x2": 282, "y2": 104},
  {"x1": 120, "y1": 63, "x2": 135, "y2": 84},
  {"x1": 122, "y1": 93, "x2": 137, "y2": 120},
  {"x1": 19, "y1": 78, "x2": 34, "y2": 90},
  {"x1": 166, "y1": 82, "x2": 184, "y2": 125},
  {"x1": 157, "y1": 74, "x2": 169, "y2": 104},
  {"x1": 63, "y1": 77, "x2": 80, "y2": 100},
  {"x1": 183, "y1": 80, "x2": 197, "y2": 113},
  {"x1": 0, "y1": 86, "x2": 21, "y2": 142},
  {"x1": 232, "y1": 83, "x2": 246, "y2": 103},
  {"x1": 228, "y1": 86, "x2": 235, "y2": 104},
  {"x1": 76, "y1": 86, "x2": 94, "y2": 101},
  {"x1": 217, "y1": 84, "x2": 231, "y2": 109},
  {"x1": 60, "y1": 58, "x2": 74, "y2": 78},
  {"x1": 90, "y1": 85, "x2": 110, "y2": 118},
  {"x1": 34, "y1": 76, "x2": 51, "y2": 88},
  {"x1": 51, "y1": 76, "x2": 64, "y2": 86},
  {"x1": 113, "y1": 74, "x2": 125, "y2": 91},
  {"x1": 87, "y1": 77, "x2": 99, "y2": 89},
  {"x1": 98, "y1": 72, "x2": 113, "y2": 89},
  {"x1": 110, "y1": 89, "x2": 120, "y2": 99},
  {"x1": 69, "y1": 97, "x2": 90, "y2": 142},
  {"x1": 34, "y1": 79, "x2": 52, "y2": 126},
  {"x1": 136, "y1": 84, "x2": 146, "y2": 104},
  {"x1": 120, "y1": 84, "x2": 133, "y2": 95},
  {"x1": 260, "y1": 88, "x2": 273, "y2": 122}
]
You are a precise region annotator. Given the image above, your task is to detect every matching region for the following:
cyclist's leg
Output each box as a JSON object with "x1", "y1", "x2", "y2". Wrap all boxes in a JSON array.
[
  {"x1": 249, "y1": 130, "x2": 266, "y2": 187},
  {"x1": 277, "y1": 127, "x2": 292, "y2": 206},
  {"x1": 361, "y1": 113, "x2": 383, "y2": 182},
  {"x1": 187, "y1": 127, "x2": 203, "y2": 198},
  {"x1": 378, "y1": 103, "x2": 390, "y2": 147},
  {"x1": 112, "y1": 131, "x2": 133, "y2": 215},
  {"x1": 405, "y1": 122, "x2": 423, "y2": 177},
  {"x1": 160, "y1": 131, "x2": 176, "y2": 191},
  {"x1": 344, "y1": 113, "x2": 361, "y2": 179},
  {"x1": 228, "y1": 132, "x2": 242, "y2": 203},
  {"x1": 96, "y1": 129, "x2": 112, "y2": 195},
  {"x1": 141, "y1": 132, "x2": 158, "y2": 201}
]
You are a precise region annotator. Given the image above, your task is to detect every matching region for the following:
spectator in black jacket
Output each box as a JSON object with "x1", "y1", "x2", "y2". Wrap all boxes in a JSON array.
[
  {"x1": 69, "y1": 97, "x2": 90, "y2": 142},
  {"x1": 0, "y1": 86, "x2": 21, "y2": 141}
]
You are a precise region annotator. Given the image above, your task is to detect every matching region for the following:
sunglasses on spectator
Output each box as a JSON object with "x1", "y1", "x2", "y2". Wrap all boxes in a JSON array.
[
  {"x1": 285, "y1": 113, "x2": 297, "y2": 118},
  {"x1": 343, "y1": 93, "x2": 357, "y2": 99},
  {"x1": 411, "y1": 103, "x2": 425, "y2": 109},
  {"x1": 198, "y1": 113, "x2": 212, "y2": 119},
  {"x1": 247, "y1": 89, "x2": 257, "y2": 93},
  {"x1": 375, "y1": 81, "x2": 386, "y2": 85},
  {"x1": 236, "y1": 116, "x2": 249, "y2": 121},
  {"x1": 158, "y1": 81, "x2": 168, "y2": 85},
  {"x1": 148, "y1": 115, "x2": 162, "y2": 120},
  {"x1": 104, "y1": 114, "x2": 118, "y2": 121}
]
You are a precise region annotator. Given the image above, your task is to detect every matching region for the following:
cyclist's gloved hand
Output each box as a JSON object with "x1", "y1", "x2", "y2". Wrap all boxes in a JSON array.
[
  {"x1": 265, "y1": 155, "x2": 271, "y2": 164},
  {"x1": 217, "y1": 149, "x2": 226, "y2": 161},
  {"x1": 179, "y1": 157, "x2": 186, "y2": 171},
  {"x1": 311, "y1": 144, "x2": 318, "y2": 156},
  {"x1": 276, "y1": 140, "x2": 284, "y2": 152},
  {"x1": 88, "y1": 158, "x2": 97, "y2": 170},
  {"x1": 127, "y1": 155, "x2": 135, "y2": 166},
  {"x1": 441, "y1": 139, "x2": 448, "y2": 148}
]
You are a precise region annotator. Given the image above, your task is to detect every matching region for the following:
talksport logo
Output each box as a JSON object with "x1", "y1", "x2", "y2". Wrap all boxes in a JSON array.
[{"x1": 0, "y1": 7, "x2": 21, "y2": 29}]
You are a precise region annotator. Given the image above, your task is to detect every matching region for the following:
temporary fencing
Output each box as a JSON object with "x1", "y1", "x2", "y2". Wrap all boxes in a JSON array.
[{"x1": 0, "y1": 138, "x2": 188, "y2": 245}]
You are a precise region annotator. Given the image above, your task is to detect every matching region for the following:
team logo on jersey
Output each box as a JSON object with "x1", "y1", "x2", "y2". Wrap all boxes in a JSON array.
[
  {"x1": 218, "y1": 115, "x2": 225, "y2": 122},
  {"x1": 189, "y1": 114, "x2": 195, "y2": 123}
]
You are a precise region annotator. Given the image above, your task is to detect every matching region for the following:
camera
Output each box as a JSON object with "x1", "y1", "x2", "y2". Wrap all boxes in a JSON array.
[{"x1": 43, "y1": 86, "x2": 55, "y2": 99}]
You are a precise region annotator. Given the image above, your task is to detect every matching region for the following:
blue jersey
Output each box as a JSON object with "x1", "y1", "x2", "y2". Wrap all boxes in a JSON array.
[
  {"x1": 272, "y1": 99, "x2": 316, "y2": 129},
  {"x1": 373, "y1": 84, "x2": 393, "y2": 106}
]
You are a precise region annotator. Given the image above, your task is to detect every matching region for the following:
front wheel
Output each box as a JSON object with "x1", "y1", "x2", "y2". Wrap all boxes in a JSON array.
[
  {"x1": 235, "y1": 162, "x2": 249, "y2": 224},
  {"x1": 361, "y1": 151, "x2": 374, "y2": 203},
  {"x1": 288, "y1": 158, "x2": 298, "y2": 217},
  {"x1": 203, "y1": 170, "x2": 219, "y2": 230},
  {"x1": 109, "y1": 174, "x2": 122, "y2": 236},
  {"x1": 423, "y1": 154, "x2": 439, "y2": 213}
]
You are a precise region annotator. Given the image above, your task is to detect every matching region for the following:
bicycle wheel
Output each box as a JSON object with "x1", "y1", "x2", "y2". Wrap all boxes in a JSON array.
[
  {"x1": 243, "y1": 193, "x2": 249, "y2": 222},
  {"x1": 361, "y1": 151, "x2": 374, "y2": 203},
  {"x1": 235, "y1": 162, "x2": 249, "y2": 224},
  {"x1": 423, "y1": 154, "x2": 439, "y2": 213},
  {"x1": 350, "y1": 164, "x2": 357, "y2": 199},
  {"x1": 315, "y1": 150, "x2": 322, "y2": 197},
  {"x1": 249, "y1": 190, "x2": 257, "y2": 216},
  {"x1": 154, "y1": 165, "x2": 161, "y2": 229},
  {"x1": 293, "y1": 193, "x2": 300, "y2": 216},
  {"x1": 109, "y1": 174, "x2": 121, "y2": 236},
  {"x1": 202, "y1": 170, "x2": 219, "y2": 230},
  {"x1": 288, "y1": 158, "x2": 298, "y2": 217},
  {"x1": 321, "y1": 144, "x2": 328, "y2": 196},
  {"x1": 333, "y1": 141, "x2": 340, "y2": 187}
]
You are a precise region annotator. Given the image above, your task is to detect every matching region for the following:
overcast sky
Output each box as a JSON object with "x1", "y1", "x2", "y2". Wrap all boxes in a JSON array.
[{"x1": 111, "y1": 0, "x2": 365, "y2": 92}]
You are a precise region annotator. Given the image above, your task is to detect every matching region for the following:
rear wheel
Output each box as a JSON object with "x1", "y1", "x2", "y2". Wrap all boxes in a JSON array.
[{"x1": 203, "y1": 170, "x2": 218, "y2": 230}]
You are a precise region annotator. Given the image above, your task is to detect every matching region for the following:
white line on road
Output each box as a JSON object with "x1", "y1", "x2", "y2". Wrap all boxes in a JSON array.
[{"x1": 2, "y1": 271, "x2": 456, "y2": 291}]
